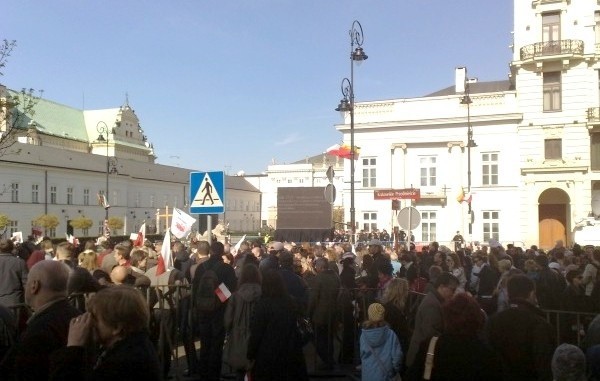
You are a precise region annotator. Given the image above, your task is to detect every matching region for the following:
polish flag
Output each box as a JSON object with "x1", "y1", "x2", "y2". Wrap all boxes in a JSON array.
[
  {"x1": 215, "y1": 282, "x2": 231, "y2": 302},
  {"x1": 456, "y1": 188, "x2": 472, "y2": 204},
  {"x1": 156, "y1": 230, "x2": 173, "y2": 276},
  {"x1": 133, "y1": 223, "x2": 146, "y2": 247},
  {"x1": 326, "y1": 144, "x2": 360, "y2": 160}
]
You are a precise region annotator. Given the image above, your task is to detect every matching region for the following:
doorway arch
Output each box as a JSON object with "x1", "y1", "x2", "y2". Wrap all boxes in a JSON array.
[{"x1": 538, "y1": 188, "x2": 570, "y2": 249}]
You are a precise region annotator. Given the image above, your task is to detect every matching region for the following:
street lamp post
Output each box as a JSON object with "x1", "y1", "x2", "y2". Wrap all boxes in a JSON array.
[
  {"x1": 336, "y1": 20, "x2": 368, "y2": 244},
  {"x1": 96, "y1": 121, "x2": 112, "y2": 237},
  {"x1": 460, "y1": 69, "x2": 477, "y2": 238}
]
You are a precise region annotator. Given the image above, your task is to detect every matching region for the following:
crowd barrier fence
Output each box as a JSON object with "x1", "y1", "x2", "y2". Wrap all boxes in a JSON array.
[{"x1": 3, "y1": 285, "x2": 599, "y2": 380}]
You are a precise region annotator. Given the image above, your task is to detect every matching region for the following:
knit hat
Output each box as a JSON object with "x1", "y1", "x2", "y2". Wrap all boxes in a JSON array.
[
  {"x1": 551, "y1": 343, "x2": 586, "y2": 381},
  {"x1": 367, "y1": 303, "x2": 385, "y2": 322}
]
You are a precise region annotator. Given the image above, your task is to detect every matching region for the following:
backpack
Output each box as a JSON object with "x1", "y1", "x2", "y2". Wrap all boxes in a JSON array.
[{"x1": 192, "y1": 263, "x2": 221, "y2": 316}]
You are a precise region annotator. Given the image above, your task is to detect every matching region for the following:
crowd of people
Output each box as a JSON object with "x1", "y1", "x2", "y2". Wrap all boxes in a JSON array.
[{"x1": 0, "y1": 233, "x2": 599, "y2": 380}]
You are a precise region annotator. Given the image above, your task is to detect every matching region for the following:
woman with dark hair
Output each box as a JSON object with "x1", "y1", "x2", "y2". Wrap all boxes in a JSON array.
[
  {"x1": 476, "y1": 254, "x2": 501, "y2": 316},
  {"x1": 406, "y1": 293, "x2": 501, "y2": 381},
  {"x1": 50, "y1": 285, "x2": 160, "y2": 380},
  {"x1": 224, "y1": 264, "x2": 262, "y2": 380},
  {"x1": 247, "y1": 269, "x2": 308, "y2": 380}
]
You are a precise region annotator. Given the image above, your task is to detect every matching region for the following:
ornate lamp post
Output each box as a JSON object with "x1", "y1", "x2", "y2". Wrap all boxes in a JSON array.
[
  {"x1": 459, "y1": 68, "x2": 477, "y2": 238},
  {"x1": 96, "y1": 121, "x2": 117, "y2": 237},
  {"x1": 336, "y1": 20, "x2": 368, "y2": 243}
]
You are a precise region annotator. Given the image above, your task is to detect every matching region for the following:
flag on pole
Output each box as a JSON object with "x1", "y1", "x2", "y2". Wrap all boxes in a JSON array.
[
  {"x1": 156, "y1": 230, "x2": 173, "y2": 276},
  {"x1": 233, "y1": 234, "x2": 247, "y2": 254},
  {"x1": 326, "y1": 143, "x2": 360, "y2": 160},
  {"x1": 456, "y1": 188, "x2": 472, "y2": 204},
  {"x1": 97, "y1": 193, "x2": 110, "y2": 209},
  {"x1": 170, "y1": 207, "x2": 196, "y2": 239},
  {"x1": 133, "y1": 222, "x2": 146, "y2": 247}
]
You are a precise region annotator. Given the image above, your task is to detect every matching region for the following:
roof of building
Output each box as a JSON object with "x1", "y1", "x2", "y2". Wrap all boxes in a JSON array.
[
  {"x1": 292, "y1": 153, "x2": 344, "y2": 167},
  {"x1": 11, "y1": 90, "x2": 89, "y2": 141},
  {"x1": 425, "y1": 80, "x2": 513, "y2": 97}
]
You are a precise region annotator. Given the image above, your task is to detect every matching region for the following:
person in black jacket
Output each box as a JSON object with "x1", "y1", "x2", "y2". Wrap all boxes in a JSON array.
[
  {"x1": 486, "y1": 274, "x2": 556, "y2": 381},
  {"x1": 308, "y1": 257, "x2": 340, "y2": 370},
  {"x1": 247, "y1": 269, "x2": 308, "y2": 380},
  {"x1": 49, "y1": 285, "x2": 160, "y2": 381},
  {"x1": 192, "y1": 241, "x2": 237, "y2": 381},
  {"x1": 0, "y1": 260, "x2": 81, "y2": 380}
]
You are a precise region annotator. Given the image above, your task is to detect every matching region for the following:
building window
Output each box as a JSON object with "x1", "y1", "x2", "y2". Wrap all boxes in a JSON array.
[
  {"x1": 32, "y1": 184, "x2": 39, "y2": 203},
  {"x1": 592, "y1": 133, "x2": 600, "y2": 170},
  {"x1": 596, "y1": 12, "x2": 600, "y2": 52},
  {"x1": 8, "y1": 220, "x2": 18, "y2": 235},
  {"x1": 483, "y1": 211, "x2": 500, "y2": 242},
  {"x1": 47, "y1": 227, "x2": 56, "y2": 237},
  {"x1": 67, "y1": 187, "x2": 73, "y2": 205},
  {"x1": 421, "y1": 211, "x2": 437, "y2": 242},
  {"x1": 363, "y1": 212, "x2": 377, "y2": 232},
  {"x1": 543, "y1": 72, "x2": 561, "y2": 112},
  {"x1": 11, "y1": 183, "x2": 19, "y2": 203},
  {"x1": 83, "y1": 189, "x2": 90, "y2": 206},
  {"x1": 544, "y1": 138, "x2": 562, "y2": 160},
  {"x1": 82, "y1": 228, "x2": 89, "y2": 236},
  {"x1": 362, "y1": 158, "x2": 377, "y2": 188},
  {"x1": 420, "y1": 156, "x2": 437, "y2": 187},
  {"x1": 98, "y1": 221, "x2": 104, "y2": 236},
  {"x1": 482, "y1": 153, "x2": 499, "y2": 185},
  {"x1": 542, "y1": 13, "x2": 560, "y2": 49},
  {"x1": 50, "y1": 186, "x2": 57, "y2": 204}
]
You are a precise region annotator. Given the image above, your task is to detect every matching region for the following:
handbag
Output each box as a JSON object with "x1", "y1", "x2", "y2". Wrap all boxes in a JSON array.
[
  {"x1": 423, "y1": 336, "x2": 439, "y2": 380},
  {"x1": 297, "y1": 317, "x2": 313, "y2": 346}
]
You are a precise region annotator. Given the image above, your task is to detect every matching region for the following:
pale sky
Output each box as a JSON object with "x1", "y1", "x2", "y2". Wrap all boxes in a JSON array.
[{"x1": 3, "y1": 1, "x2": 513, "y2": 174}]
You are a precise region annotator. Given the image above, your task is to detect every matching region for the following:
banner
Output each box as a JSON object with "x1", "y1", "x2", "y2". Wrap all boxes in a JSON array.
[{"x1": 170, "y1": 207, "x2": 196, "y2": 239}]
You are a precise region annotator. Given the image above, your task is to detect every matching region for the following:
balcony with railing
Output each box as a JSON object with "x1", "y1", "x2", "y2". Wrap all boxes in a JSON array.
[
  {"x1": 588, "y1": 107, "x2": 600, "y2": 127},
  {"x1": 520, "y1": 39, "x2": 584, "y2": 61}
]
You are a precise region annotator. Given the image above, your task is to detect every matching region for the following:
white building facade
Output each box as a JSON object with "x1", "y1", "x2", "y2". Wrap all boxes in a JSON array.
[
  {"x1": 334, "y1": 0, "x2": 600, "y2": 249},
  {"x1": 0, "y1": 86, "x2": 260, "y2": 238}
]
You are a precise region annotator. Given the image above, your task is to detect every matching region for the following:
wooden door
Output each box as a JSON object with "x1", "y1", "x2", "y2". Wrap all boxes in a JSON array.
[{"x1": 539, "y1": 204, "x2": 566, "y2": 249}]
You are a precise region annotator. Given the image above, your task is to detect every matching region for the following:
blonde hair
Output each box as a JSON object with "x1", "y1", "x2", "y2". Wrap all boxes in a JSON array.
[
  {"x1": 380, "y1": 278, "x2": 409, "y2": 310},
  {"x1": 78, "y1": 249, "x2": 98, "y2": 271}
]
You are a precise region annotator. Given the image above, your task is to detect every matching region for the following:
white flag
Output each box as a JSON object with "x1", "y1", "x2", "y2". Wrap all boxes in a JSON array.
[
  {"x1": 234, "y1": 235, "x2": 247, "y2": 253},
  {"x1": 156, "y1": 229, "x2": 173, "y2": 276},
  {"x1": 170, "y1": 207, "x2": 196, "y2": 239}
]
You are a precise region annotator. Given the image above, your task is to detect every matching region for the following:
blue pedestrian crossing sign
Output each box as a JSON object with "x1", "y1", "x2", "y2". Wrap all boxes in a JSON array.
[{"x1": 190, "y1": 171, "x2": 225, "y2": 214}]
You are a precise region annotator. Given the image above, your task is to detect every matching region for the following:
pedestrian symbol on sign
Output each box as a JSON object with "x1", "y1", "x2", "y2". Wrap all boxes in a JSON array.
[{"x1": 191, "y1": 173, "x2": 222, "y2": 208}]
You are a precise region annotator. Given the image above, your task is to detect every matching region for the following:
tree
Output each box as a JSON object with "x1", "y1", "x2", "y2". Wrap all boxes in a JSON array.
[
  {"x1": 107, "y1": 216, "x2": 124, "y2": 231},
  {"x1": 69, "y1": 217, "x2": 93, "y2": 230},
  {"x1": 333, "y1": 207, "x2": 345, "y2": 230},
  {"x1": 33, "y1": 214, "x2": 60, "y2": 231},
  {"x1": 0, "y1": 213, "x2": 9, "y2": 229},
  {"x1": 0, "y1": 39, "x2": 43, "y2": 156}
]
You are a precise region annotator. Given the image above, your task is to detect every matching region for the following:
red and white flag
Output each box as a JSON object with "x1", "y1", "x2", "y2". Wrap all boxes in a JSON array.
[
  {"x1": 456, "y1": 188, "x2": 473, "y2": 204},
  {"x1": 326, "y1": 143, "x2": 360, "y2": 160},
  {"x1": 170, "y1": 207, "x2": 196, "y2": 239},
  {"x1": 215, "y1": 282, "x2": 231, "y2": 302},
  {"x1": 97, "y1": 193, "x2": 110, "y2": 209},
  {"x1": 133, "y1": 223, "x2": 146, "y2": 247},
  {"x1": 156, "y1": 230, "x2": 173, "y2": 276},
  {"x1": 66, "y1": 233, "x2": 80, "y2": 247}
]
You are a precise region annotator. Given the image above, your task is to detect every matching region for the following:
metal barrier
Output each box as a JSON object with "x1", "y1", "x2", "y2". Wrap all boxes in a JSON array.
[{"x1": 4, "y1": 285, "x2": 598, "y2": 380}]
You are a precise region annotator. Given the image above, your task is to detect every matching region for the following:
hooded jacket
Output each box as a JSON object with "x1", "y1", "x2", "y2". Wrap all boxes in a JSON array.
[
  {"x1": 360, "y1": 324, "x2": 402, "y2": 381},
  {"x1": 223, "y1": 282, "x2": 261, "y2": 370}
]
